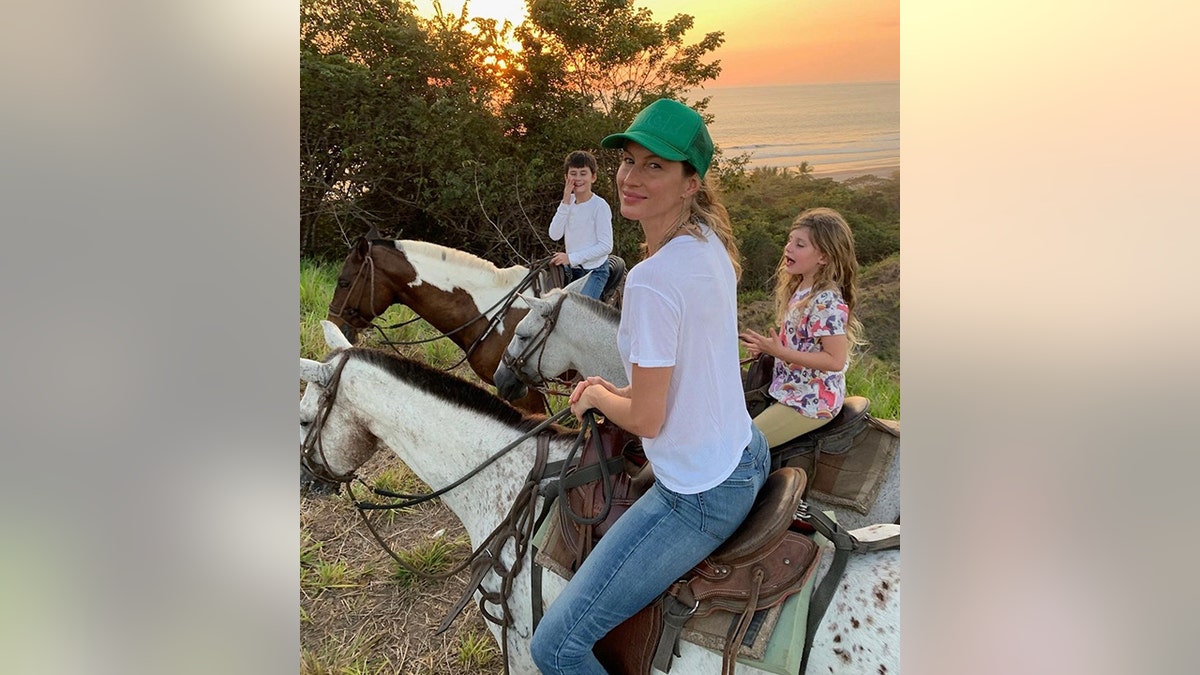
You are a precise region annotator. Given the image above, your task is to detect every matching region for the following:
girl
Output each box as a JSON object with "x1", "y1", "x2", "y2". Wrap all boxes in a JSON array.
[
  {"x1": 739, "y1": 207, "x2": 866, "y2": 448},
  {"x1": 529, "y1": 99, "x2": 770, "y2": 674}
]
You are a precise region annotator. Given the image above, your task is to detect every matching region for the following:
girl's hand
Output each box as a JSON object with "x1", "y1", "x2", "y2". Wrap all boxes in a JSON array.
[{"x1": 739, "y1": 327, "x2": 779, "y2": 358}]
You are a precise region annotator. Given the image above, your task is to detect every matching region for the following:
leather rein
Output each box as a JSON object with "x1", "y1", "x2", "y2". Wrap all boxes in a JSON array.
[{"x1": 328, "y1": 241, "x2": 554, "y2": 372}]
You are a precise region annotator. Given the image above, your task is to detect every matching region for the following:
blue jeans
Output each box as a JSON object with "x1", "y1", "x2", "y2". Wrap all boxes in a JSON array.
[
  {"x1": 530, "y1": 425, "x2": 770, "y2": 674},
  {"x1": 565, "y1": 263, "x2": 609, "y2": 301}
]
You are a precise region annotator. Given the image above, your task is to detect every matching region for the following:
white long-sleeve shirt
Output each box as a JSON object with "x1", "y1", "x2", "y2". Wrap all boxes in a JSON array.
[{"x1": 548, "y1": 194, "x2": 613, "y2": 270}]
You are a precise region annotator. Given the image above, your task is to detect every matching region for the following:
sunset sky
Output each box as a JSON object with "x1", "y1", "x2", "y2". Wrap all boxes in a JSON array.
[{"x1": 413, "y1": 0, "x2": 899, "y2": 87}]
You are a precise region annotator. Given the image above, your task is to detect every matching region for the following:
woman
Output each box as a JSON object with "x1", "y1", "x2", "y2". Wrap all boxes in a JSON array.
[{"x1": 529, "y1": 98, "x2": 771, "y2": 674}]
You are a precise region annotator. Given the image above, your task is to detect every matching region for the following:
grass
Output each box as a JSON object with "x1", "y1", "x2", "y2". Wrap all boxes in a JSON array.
[
  {"x1": 847, "y1": 356, "x2": 900, "y2": 420},
  {"x1": 301, "y1": 635, "x2": 392, "y2": 675},
  {"x1": 302, "y1": 559, "x2": 359, "y2": 593},
  {"x1": 456, "y1": 632, "x2": 498, "y2": 669},
  {"x1": 391, "y1": 533, "x2": 472, "y2": 588}
]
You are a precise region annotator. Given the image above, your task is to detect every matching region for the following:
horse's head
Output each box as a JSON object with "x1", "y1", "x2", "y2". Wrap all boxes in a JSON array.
[
  {"x1": 494, "y1": 288, "x2": 573, "y2": 401},
  {"x1": 326, "y1": 236, "x2": 415, "y2": 343},
  {"x1": 300, "y1": 321, "x2": 380, "y2": 487}
]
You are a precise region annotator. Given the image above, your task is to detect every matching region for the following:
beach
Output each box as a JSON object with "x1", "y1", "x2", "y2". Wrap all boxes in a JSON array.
[{"x1": 697, "y1": 82, "x2": 899, "y2": 179}]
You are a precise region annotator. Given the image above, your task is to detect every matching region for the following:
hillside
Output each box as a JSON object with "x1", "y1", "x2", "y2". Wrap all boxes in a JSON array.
[{"x1": 856, "y1": 253, "x2": 900, "y2": 363}]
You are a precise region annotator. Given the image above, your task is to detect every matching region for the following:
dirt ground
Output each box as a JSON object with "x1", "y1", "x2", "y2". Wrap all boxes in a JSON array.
[{"x1": 301, "y1": 450, "x2": 505, "y2": 675}]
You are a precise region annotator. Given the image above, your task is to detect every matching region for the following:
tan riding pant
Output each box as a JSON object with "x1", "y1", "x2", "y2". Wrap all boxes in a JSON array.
[{"x1": 752, "y1": 403, "x2": 833, "y2": 448}]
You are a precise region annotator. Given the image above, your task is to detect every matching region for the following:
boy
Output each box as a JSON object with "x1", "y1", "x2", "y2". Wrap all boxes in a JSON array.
[{"x1": 548, "y1": 150, "x2": 613, "y2": 300}]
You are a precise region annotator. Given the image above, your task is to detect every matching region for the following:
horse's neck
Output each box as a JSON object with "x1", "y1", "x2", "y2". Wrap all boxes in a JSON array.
[
  {"x1": 344, "y1": 363, "x2": 569, "y2": 542},
  {"x1": 562, "y1": 298, "x2": 628, "y2": 386},
  {"x1": 396, "y1": 241, "x2": 530, "y2": 326}
]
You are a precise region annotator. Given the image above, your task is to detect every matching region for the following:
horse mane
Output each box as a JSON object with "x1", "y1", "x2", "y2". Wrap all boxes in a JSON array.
[
  {"x1": 397, "y1": 240, "x2": 529, "y2": 287},
  {"x1": 342, "y1": 348, "x2": 574, "y2": 439},
  {"x1": 559, "y1": 289, "x2": 620, "y2": 323}
]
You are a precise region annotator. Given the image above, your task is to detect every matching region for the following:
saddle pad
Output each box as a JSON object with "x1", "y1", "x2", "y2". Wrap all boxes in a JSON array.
[
  {"x1": 785, "y1": 417, "x2": 899, "y2": 515},
  {"x1": 679, "y1": 596, "x2": 784, "y2": 661}
]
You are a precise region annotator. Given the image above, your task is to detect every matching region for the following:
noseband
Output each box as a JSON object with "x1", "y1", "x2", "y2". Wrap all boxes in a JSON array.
[
  {"x1": 300, "y1": 352, "x2": 355, "y2": 486},
  {"x1": 500, "y1": 292, "x2": 567, "y2": 390},
  {"x1": 327, "y1": 244, "x2": 379, "y2": 330}
]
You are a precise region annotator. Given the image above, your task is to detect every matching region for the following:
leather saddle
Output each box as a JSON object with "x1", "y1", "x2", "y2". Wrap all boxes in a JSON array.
[
  {"x1": 598, "y1": 254, "x2": 627, "y2": 305},
  {"x1": 542, "y1": 254, "x2": 627, "y2": 307},
  {"x1": 593, "y1": 468, "x2": 820, "y2": 675},
  {"x1": 768, "y1": 395, "x2": 871, "y2": 467}
]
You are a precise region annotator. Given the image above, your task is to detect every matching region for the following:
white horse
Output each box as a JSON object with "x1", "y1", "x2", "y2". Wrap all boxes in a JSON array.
[
  {"x1": 493, "y1": 287, "x2": 901, "y2": 532},
  {"x1": 301, "y1": 320, "x2": 898, "y2": 674}
]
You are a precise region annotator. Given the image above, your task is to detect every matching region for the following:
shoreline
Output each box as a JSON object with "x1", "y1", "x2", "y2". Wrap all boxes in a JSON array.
[
  {"x1": 735, "y1": 161, "x2": 900, "y2": 182},
  {"x1": 823, "y1": 164, "x2": 900, "y2": 181}
]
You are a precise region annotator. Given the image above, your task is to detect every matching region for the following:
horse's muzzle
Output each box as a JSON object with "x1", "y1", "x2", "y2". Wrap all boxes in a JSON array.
[
  {"x1": 300, "y1": 464, "x2": 340, "y2": 497},
  {"x1": 493, "y1": 363, "x2": 529, "y2": 401}
]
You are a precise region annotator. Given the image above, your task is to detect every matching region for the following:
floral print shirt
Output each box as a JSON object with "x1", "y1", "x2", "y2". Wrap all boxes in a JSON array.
[{"x1": 769, "y1": 287, "x2": 848, "y2": 419}]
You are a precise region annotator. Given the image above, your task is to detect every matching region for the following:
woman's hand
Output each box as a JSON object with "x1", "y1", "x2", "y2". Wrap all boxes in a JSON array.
[
  {"x1": 739, "y1": 327, "x2": 779, "y2": 359},
  {"x1": 569, "y1": 376, "x2": 625, "y2": 420}
]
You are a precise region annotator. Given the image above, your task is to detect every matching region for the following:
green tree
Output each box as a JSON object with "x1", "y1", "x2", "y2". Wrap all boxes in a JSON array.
[{"x1": 300, "y1": 0, "x2": 734, "y2": 264}]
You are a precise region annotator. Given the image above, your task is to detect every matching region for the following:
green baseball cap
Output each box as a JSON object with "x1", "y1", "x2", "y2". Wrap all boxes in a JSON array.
[{"x1": 601, "y1": 98, "x2": 714, "y2": 178}]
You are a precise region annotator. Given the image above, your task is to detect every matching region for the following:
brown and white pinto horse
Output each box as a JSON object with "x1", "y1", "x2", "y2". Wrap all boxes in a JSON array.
[{"x1": 326, "y1": 234, "x2": 552, "y2": 414}]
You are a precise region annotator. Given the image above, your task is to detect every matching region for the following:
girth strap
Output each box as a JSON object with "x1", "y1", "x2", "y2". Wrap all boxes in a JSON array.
[{"x1": 799, "y1": 506, "x2": 900, "y2": 673}]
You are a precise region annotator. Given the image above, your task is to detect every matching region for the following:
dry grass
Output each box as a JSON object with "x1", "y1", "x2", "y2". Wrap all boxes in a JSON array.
[{"x1": 300, "y1": 452, "x2": 505, "y2": 675}]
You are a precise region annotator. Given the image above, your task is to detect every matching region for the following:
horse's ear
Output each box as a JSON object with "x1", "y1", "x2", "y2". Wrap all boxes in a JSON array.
[
  {"x1": 321, "y1": 320, "x2": 354, "y2": 350},
  {"x1": 564, "y1": 275, "x2": 589, "y2": 294},
  {"x1": 365, "y1": 225, "x2": 382, "y2": 241},
  {"x1": 354, "y1": 235, "x2": 371, "y2": 256},
  {"x1": 519, "y1": 292, "x2": 553, "y2": 314},
  {"x1": 301, "y1": 358, "x2": 334, "y2": 386}
]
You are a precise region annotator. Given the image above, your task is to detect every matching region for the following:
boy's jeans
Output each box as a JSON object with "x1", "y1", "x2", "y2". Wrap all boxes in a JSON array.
[
  {"x1": 530, "y1": 426, "x2": 770, "y2": 674},
  {"x1": 564, "y1": 262, "x2": 610, "y2": 301}
]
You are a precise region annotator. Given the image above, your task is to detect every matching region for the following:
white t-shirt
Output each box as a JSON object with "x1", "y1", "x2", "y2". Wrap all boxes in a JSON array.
[
  {"x1": 617, "y1": 225, "x2": 753, "y2": 494},
  {"x1": 548, "y1": 194, "x2": 614, "y2": 270}
]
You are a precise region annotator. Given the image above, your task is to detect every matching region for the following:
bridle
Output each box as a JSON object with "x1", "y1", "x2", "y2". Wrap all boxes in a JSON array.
[
  {"x1": 328, "y1": 240, "x2": 555, "y2": 371},
  {"x1": 499, "y1": 291, "x2": 569, "y2": 391},
  {"x1": 299, "y1": 351, "x2": 354, "y2": 487}
]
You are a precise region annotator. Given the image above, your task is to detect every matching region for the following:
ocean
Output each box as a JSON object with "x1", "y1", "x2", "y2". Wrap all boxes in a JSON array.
[{"x1": 695, "y1": 82, "x2": 899, "y2": 178}]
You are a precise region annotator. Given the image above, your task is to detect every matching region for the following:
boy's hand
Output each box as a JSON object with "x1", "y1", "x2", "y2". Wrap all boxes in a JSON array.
[
  {"x1": 551, "y1": 251, "x2": 570, "y2": 266},
  {"x1": 562, "y1": 175, "x2": 575, "y2": 204}
]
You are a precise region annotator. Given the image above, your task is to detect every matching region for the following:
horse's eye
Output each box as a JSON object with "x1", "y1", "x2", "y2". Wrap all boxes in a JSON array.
[
  {"x1": 345, "y1": 308, "x2": 358, "y2": 317},
  {"x1": 337, "y1": 280, "x2": 350, "y2": 288}
]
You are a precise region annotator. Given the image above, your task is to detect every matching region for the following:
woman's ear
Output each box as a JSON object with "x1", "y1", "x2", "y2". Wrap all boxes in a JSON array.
[{"x1": 683, "y1": 173, "x2": 701, "y2": 199}]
